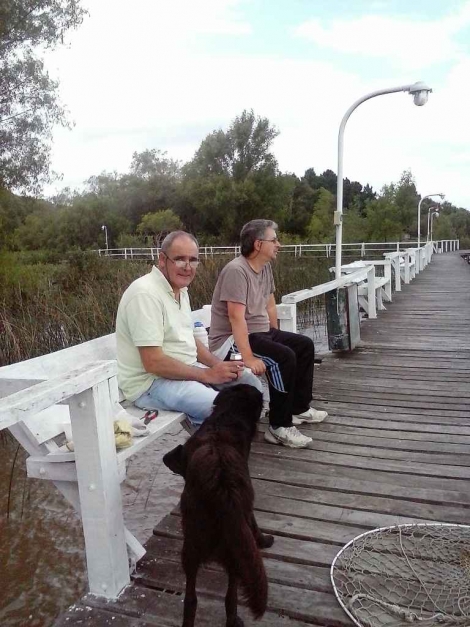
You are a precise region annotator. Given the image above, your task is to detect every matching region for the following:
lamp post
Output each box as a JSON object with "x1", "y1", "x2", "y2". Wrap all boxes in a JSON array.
[
  {"x1": 430, "y1": 210, "x2": 439, "y2": 243},
  {"x1": 101, "y1": 224, "x2": 109, "y2": 252},
  {"x1": 417, "y1": 193, "x2": 444, "y2": 248},
  {"x1": 335, "y1": 81, "x2": 433, "y2": 279},
  {"x1": 426, "y1": 206, "x2": 439, "y2": 242}
]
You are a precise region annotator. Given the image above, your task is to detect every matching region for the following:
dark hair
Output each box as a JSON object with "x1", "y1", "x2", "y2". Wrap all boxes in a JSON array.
[
  {"x1": 240, "y1": 220, "x2": 278, "y2": 257},
  {"x1": 160, "y1": 231, "x2": 199, "y2": 254}
]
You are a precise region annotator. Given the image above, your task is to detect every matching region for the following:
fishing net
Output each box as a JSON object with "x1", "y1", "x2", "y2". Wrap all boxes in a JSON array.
[{"x1": 330, "y1": 523, "x2": 470, "y2": 627}]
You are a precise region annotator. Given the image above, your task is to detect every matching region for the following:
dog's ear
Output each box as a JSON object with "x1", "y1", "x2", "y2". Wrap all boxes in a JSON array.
[{"x1": 163, "y1": 444, "x2": 187, "y2": 477}]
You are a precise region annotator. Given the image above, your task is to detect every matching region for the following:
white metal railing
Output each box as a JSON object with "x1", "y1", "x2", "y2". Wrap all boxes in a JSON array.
[
  {"x1": 0, "y1": 241, "x2": 436, "y2": 601},
  {"x1": 95, "y1": 240, "x2": 459, "y2": 259},
  {"x1": 279, "y1": 241, "x2": 434, "y2": 330}
]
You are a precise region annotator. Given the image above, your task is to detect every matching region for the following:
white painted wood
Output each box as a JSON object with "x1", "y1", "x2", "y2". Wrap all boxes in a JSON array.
[
  {"x1": 281, "y1": 266, "x2": 371, "y2": 304},
  {"x1": 69, "y1": 379, "x2": 130, "y2": 598},
  {"x1": 0, "y1": 361, "x2": 116, "y2": 430},
  {"x1": 383, "y1": 260, "x2": 392, "y2": 302},
  {"x1": 277, "y1": 303, "x2": 297, "y2": 333},
  {"x1": 367, "y1": 266, "x2": 377, "y2": 319}
]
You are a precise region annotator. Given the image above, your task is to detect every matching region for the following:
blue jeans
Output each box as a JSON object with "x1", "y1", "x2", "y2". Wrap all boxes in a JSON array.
[{"x1": 134, "y1": 364, "x2": 263, "y2": 426}]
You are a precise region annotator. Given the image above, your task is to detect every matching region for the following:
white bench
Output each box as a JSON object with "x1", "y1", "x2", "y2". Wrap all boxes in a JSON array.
[
  {"x1": 330, "y1": 260, "x2": 392, "y2": 319},
  {"x1": 0, "y1": 304, "x2": 294, "y2": 600}
]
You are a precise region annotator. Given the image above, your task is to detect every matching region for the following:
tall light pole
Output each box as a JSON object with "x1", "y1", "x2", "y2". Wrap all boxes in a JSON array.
[
  {"x1": 417, "y1": 193, "x2": 444, "y2": 247},
  {"x1": 101, "y1": 224, "x2": 109, "y2": 252},
  {"x1": 335, "y1": 81, "x2": 433, "y2": 279},
  {"x1": 430, "y1": 210, "x2": 439, "y2": 243},
  {"x1": 426, "y1": 206, "x2": 439, "y2": 242}
]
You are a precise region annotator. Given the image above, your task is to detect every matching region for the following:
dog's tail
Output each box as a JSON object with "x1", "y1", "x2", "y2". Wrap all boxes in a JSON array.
[
  {"x1": 229, "y1": 515, "x2": 268, "y2": 619},
  {"x1": 187, "y1": 444, "x2": 268, "y2": 618}
]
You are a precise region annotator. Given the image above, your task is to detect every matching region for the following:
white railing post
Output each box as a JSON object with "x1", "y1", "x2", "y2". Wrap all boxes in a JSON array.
[
  {"x1": 367, "y1": 265, "x2": 377, "y2": 319},
  {"x1": 404, "y1": 252, "x2": 411, "y2": 284},
  {"x1": 277, "y1": 303, "x2": 297, "y2": 333},
  {"x1": 361, "y1": 242, "x2": 365, "y2": 257},
  {"x1": 384, "y1": 259, "x2": 392, "y2": 301},
  {"x1": 69, "y1": 377, "x2": 130, "y2": 599}
]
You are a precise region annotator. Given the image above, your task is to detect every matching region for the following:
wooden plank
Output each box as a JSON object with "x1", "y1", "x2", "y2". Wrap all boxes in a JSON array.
[
  {"x1": 0, "y1": 360, "x2": 116, "y2": 430},
  {"x1": 249, "y1": 457, "x2": 470, "y2": 506},
  {"x1": 254, "y1": 433, "x2": 470, "y2": 467},
  {"x1": 251, "y1": 479, "x2": 470, "y2": 525}
]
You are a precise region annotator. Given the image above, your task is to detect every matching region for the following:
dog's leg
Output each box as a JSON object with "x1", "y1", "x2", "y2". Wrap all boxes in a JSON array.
[
  {"x1": 182, "y1": 543, "x2": 199, "y2": 627},
  {"x1": 250, "y1": 513, "x2": 274, "y2": 549},
  {"x1": 225, "y1": 572, "x2": 243, "y2": 627}
]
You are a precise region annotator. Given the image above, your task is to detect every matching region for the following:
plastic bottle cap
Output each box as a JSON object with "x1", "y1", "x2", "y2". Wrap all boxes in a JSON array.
[{"x1": 194, "y1": 321, "x2": 204, "y2": 327}]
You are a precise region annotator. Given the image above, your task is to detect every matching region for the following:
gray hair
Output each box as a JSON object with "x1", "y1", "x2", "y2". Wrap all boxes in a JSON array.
[
  {"x1": 240, "y1": 220, "x2": 278, "y2": 257},
  {"x1": 160, "y1": 231, "x2": 199, "y2": 254}
]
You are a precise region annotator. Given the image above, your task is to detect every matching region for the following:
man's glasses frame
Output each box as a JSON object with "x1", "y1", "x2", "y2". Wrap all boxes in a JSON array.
[
  {"x1": 258, "y1": 237, "x2": 279, "y2": 243},
  {"x1": 163, "y1": 253, "x2": 200, "y2": 269}
]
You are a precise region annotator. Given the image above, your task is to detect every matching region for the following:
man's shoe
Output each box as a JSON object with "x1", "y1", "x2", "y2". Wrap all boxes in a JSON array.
[
  {"x1": 292, "y1": 407, "x2": 328, "y2": 425},
  {"x1": 264, "y1": 425, "x2": 312, "y2": 448}
]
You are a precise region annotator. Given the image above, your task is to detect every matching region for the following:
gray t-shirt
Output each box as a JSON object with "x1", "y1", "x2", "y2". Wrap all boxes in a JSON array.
[{"x1": 209, "y1": 256, "x2": 275, "y2": 351}]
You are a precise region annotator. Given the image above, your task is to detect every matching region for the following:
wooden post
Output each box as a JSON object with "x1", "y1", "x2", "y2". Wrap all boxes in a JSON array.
[
  {"x1": 277, "y1": 303, "x2": 297, "y2": 333},
  {"x1": 367, "y1": 266, "x2": 377, "y2": 319},
  {"x1": 384, "y1": 260, "x2": 392, "y2": 301},
  {"x1": 69, "y1": 378, "x2": 130, "y2": 599},
  {"x1": 394, "y1": 255, "x2": 401, "y2": 292}
]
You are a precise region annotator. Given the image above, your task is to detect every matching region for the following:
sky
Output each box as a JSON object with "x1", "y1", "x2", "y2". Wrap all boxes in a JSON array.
[{"x1": 45, "y1": 0, "x2": 470, "y2": 210}]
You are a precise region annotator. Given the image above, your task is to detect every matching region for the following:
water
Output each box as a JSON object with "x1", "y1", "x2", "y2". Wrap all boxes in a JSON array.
[
  {"x1": 0, "y1": 440, "x2": 87, "y2": 627},
  {"x1": 0, "y1": 424, "x2": 186, "y2": 627}
]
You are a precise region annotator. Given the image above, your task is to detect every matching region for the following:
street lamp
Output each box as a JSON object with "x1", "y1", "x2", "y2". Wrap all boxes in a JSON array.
[
  {"x1": 417, "y1": 193, "x2": 444, "y2": 247},
  {"x1": 426, "y1": 206, "x2": 439, "y2": 242},
  {"x1": 101, "y1": 224, "x2": 109, "y2": 252},
  {"x1": 430, "y1": 210, "x2": 439, "y2": 243},
  {"x1": 334, "y1": 81, "x2": 433, "y2": 279}
]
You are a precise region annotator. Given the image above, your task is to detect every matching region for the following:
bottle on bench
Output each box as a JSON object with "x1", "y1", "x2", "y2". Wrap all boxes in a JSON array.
[{"x1": 193, "y1": 321, "x2": 209, "y2": 348}]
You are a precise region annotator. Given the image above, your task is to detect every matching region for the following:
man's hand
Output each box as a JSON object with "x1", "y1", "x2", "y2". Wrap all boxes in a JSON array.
[
  {"x1": 202, "y1": 361, "x2": 242, "y2": 385},
  {"x1": 244, "y1": 356, "x2": 266, "y2": 375}
]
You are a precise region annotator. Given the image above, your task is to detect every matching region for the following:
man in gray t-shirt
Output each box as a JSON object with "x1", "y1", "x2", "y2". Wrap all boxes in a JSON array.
[{"x1": 209, "y1": 219, "x2": 328, "y2": 449}]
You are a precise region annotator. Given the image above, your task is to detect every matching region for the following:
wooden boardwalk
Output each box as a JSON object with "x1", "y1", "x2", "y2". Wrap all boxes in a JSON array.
[{"x1": 55, "y1": 252, "x2": 470, "y2": 627}]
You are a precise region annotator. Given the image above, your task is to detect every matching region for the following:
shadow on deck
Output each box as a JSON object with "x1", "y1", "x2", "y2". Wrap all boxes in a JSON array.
[{"x1": 55, "y1": 252, "x2": 470, "y2": 627}]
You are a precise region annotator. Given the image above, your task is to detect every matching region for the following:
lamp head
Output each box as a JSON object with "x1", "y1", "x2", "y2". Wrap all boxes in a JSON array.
[
  {"x1": 101, "y1": 225, "x2": 106, "y2": 230},
  {"x1": 407, "y1": 81, "x2": 432, "y2": 107}
]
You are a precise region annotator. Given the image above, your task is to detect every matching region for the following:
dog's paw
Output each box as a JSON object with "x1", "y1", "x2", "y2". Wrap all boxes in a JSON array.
[
  {"x1": 226, "y1": 616, "x2": 244, "y2": 627},
  {"x1": 257, "y1": 533, "x2": 274, "y2": 549}
]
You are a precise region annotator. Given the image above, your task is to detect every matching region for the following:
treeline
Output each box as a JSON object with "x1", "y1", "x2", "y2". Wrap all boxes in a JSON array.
[{"x1": 1, "y1": 110, "x2": 469, "y2": 253}]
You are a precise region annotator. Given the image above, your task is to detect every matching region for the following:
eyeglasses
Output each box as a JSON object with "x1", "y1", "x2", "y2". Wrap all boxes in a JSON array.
[
  {"x1": 259, "y1": 237, "x2": 279, "y2": 243},
  {"x1": 164, "y1": 254, "x2": 200, "y2": 269}
]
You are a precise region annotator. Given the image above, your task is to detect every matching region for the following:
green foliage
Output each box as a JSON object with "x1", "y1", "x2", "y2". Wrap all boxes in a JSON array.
[
  {"x1": 137, "y1": 209, "x2": 182, "y2": 236},
  {"x1": 307, "y1": 188, "x2": 335, "y2": 243},
  {"x1": 0, "y1": 0, "x2": 87, "y2": 192}
]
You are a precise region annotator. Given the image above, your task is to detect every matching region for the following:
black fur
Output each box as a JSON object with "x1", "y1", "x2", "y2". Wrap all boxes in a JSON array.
[{"x1": 163, "y1": 384, "x2": 274, "y2": 627}]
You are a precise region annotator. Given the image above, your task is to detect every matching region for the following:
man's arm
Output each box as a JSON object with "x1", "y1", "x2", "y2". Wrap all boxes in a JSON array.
[
  {"x1": 195, "y1": 339, "x2": 219, "y2": 367},
  {"x1": 138, "y1": 346, "x2": 240, "y2": 385},
  {"x1": 227, "y1": 302, "x2": 266, "y2": 375},
  {"x1": 267, "y1": 293, "x2": 278, "y2": 329}
]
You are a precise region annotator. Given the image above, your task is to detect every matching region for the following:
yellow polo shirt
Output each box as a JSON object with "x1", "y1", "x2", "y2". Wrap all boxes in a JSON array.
[{"x1": 116, "y1": 266, "x2": 197, "y2": 401}]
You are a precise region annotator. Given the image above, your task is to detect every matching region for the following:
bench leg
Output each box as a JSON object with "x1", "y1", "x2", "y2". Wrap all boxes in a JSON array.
[{"x1": 69, "y1": 378, "x2": 130, "y2": 599}]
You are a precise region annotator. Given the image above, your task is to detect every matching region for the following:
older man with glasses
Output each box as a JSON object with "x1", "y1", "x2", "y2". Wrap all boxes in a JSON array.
[
  {"x1": 209, "y1": 219, "x2": 327, "y2": 449},
  {"x1": 116, "y1": 230, "x2": 262, "y2": 428}
]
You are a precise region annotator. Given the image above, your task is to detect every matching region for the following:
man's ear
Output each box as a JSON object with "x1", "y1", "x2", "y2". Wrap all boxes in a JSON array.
[{"x1": 162, "y1": 444, "x2": 186, "y2": 477}]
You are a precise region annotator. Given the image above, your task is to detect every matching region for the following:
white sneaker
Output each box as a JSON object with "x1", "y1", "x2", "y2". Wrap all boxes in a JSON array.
[
  {"x1": 264, "y1": 425, "x2": 312, "y2": 448},
  {"x1": 292, "y1": 407, "x2": 328, "y2": 425}
]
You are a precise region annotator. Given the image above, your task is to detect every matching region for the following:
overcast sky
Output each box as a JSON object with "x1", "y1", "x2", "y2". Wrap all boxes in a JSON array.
[{"x1": 45, "y1": 0, "x2": 470, "y2": 210}]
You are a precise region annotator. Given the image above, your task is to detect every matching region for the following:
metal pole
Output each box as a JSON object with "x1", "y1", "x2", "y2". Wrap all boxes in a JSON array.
[{"x1": 335, "y1": 82, "x2": 432, "y2": 279}]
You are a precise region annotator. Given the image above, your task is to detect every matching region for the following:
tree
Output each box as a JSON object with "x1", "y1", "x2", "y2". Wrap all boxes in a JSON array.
[
  {"x1": 0, "y1": 1, "x2": 87, "y2": 192},
  {"x1": 137, "y1": 209, "x2": 183, "y2": 242},
  {"x1": 307, "y1": 188, "x2": 335, "y2": 243},
  {"x1": 187, "y1": 109, "x2": 279, "y2": 181}
]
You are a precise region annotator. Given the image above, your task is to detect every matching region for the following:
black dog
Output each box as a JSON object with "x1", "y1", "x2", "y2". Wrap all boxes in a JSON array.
[{"x1": 163, "y1": 384, "x2": 274, "y2": 627}]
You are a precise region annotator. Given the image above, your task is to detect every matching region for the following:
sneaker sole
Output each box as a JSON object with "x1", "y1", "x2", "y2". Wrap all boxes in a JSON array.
[
  {"x1": 264, "y1": 430, "x2": 312, "y2": 449},
  {"x1": 292, "y1": 415, "x2": 327, "y2": 425}
]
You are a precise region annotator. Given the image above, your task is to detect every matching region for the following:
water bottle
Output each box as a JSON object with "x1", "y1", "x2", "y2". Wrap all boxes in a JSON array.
[{"x1": 193, "y1": 321, "x2": 209, "y2": 348}]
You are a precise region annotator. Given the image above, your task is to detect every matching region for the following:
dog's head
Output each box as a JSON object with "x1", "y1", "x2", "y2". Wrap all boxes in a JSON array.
[
  {"x1": 213, "y1": 384, "x2": 263, "y2": 425},
  {"x1": 163, "y1": 444, "x2": 186, "y2": 477}
]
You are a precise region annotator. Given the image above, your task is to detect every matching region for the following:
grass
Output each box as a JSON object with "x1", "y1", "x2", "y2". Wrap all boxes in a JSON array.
[{"x1": 0, "y1": 252, "x2": 332, "y2": 366}]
